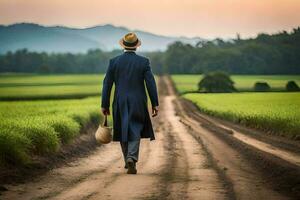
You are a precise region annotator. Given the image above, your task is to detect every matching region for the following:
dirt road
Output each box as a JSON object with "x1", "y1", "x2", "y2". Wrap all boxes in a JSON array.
[{"x1": 1, "y1": 76, "x2": 300, "y2": 200}]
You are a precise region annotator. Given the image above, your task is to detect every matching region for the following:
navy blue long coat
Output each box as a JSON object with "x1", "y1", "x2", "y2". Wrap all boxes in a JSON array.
[{"x1": 101, "y1": 52, "x2": 159, "y2": 142}]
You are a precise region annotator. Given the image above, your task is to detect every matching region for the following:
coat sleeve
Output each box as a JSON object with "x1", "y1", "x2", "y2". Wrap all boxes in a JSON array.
[
  {"x1": 101, "y1": 59, "x2": 114, "y2": 109},
  {"x1": 144, "y1": 59, "x2": 159, "y2": 107}
]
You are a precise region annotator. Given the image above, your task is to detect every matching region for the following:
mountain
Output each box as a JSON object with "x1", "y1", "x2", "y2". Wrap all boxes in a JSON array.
[{"x1": 0, "y1": 23, "x2": 203, "y2": 53}]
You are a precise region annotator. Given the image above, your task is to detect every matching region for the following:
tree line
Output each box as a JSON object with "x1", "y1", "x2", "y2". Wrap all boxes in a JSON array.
[
  {"x1": 162, "y1": 27, "x2": 300, "y2": 74},
  {"x1": 0, "y1": 27, "x2": 299, "y2": 74},
  {"x1": 0, "y1": 49, "x2": 121, "y2": 74}
]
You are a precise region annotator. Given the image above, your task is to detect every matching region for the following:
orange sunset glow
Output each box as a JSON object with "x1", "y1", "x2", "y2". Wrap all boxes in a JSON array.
[{"x1": 1, "y1": 0, "x2": 300, "y2": 38}]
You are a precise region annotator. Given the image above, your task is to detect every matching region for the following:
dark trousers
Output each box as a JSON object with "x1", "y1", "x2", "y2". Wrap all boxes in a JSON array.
[{"x1": 120, "y1": 140, "x2": 140, "y2": 162}]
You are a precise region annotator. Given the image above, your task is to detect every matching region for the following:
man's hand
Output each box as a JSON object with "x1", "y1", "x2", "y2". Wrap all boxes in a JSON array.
[
  {"x1": 152, "y1": 106, "x2": 159, "y2": 117},
  {"x1": 101, "y1": 107, "x2": 110, "y2": 115}
]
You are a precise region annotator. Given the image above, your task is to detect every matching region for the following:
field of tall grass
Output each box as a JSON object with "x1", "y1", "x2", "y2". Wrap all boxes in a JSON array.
[
  {"x1": 0, "y1": 74, "x2": 105, "y2": 166},
  {"x1": 183, "y1": 92, "x2": 300, "y2": 139},
  {"x1": 172, "y1": 75, "x2": 300, "y2": 94},
  {"x1": 0, "y1": 74, "x2": 104, "y2": 100},
  {"x1": 0, "y1": 97, "x2": 101, "y2": 165}
]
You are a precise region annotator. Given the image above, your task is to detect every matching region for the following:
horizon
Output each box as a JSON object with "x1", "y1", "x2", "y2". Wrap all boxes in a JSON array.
[
  {"x1": 1, "y1": 0, "x2": 300, "y2": 39},
  {"x1": 1, "y1": 22, "x2": 299, "y2": 40}
]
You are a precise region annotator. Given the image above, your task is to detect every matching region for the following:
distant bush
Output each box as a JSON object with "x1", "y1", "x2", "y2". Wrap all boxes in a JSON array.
[
  {"x1": 254, "y1": 82, "x2": 271, "y2": 92},
  {"x1": 198, "y1": 71, "x2": 236, "y2": 93},
  {"x1": 286, "y1": 81, "x2": 300, "y2": 91}
]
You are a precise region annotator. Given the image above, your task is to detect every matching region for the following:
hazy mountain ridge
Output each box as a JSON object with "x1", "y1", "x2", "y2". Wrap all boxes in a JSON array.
[{"x1": 0, "y1": 23, "x2": 203, "y2": 53}]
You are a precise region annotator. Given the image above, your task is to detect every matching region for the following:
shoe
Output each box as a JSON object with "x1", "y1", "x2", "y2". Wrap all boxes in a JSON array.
[{"x1": 126, "y1": 158, "x2": 137, "y2": 174}]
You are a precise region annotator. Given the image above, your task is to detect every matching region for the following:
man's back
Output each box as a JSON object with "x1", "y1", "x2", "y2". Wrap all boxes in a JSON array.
[
  {"x1": 101, "y1": 50, "x2": 158, "y2": 141},
  {"x1": 111, "y1": 52, "x2": 148, "y2": 98}
]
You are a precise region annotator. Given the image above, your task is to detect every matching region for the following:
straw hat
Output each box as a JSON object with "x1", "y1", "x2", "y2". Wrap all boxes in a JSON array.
[
  {"x1": 95, "y1": 115, "x2": 112, "y2": 144},
  {"x1": 119, "y1": 32, "x2": 141, "y2": 49}
]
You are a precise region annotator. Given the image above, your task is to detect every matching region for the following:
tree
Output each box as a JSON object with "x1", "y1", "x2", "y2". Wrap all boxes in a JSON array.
[
  {"x1": 254, "y1": 82, "x2": 271, "y2": 92},
  {"x1": 198, "y1": 71, "x2": 236, "y2": 93},
  {"x1": 286, "y1": 81, "x2": 300, "y2": 91}
]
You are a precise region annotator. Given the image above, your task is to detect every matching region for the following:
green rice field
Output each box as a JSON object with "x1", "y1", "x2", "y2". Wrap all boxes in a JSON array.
[
  {"x1": 172, "y1": 75, "x2": 300, "y2": 93},
  {"x1": 183, "y1": 92, "x2": 300, "y2": 139},
  {"x1": 0, "y1": 74, "x2": 104, "y2": 100},
  {"x1": 0, "y1": 74, "x2": 106, "y2": 166},
  {"x1": 0, "y1": 97, "x2": 101, "y2": 165}
]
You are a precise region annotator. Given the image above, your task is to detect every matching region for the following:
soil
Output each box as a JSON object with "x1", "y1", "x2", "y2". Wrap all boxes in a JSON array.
[{"x1": 1, "y1": 76, "x2": 299, "y2": 200}]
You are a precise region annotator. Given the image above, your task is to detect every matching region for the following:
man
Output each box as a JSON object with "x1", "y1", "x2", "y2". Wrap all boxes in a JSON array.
[{"x1": 101, "y1": 32, "x2": 159, "y2": 174}]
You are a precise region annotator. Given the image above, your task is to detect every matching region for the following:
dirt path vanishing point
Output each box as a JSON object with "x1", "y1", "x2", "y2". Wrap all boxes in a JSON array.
[{"x1": 1, "y1": 76, "x2": 300, "y2": 200}]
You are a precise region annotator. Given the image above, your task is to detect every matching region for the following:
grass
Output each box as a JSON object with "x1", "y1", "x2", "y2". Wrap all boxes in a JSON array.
[
  {"x1": 0, "y1": 74, "x2": 104, "y2": 100},
  {"x1": 0, "y1": 96, "x2": 102, "y2": 166},
  {"x1": 172, "y1": 75, "x2": 300, "y2": 94},
  {"x1": 0, "y1": 74, "x2": 103, "y2": 85},
  {"x1": 183, "y1": 92, "x2": 300, "y2": 139}
]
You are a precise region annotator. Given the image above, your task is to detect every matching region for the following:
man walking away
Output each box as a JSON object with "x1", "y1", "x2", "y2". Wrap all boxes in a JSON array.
[{"x1": 101, "y1": 32, "x2": 159, "y2": 174}]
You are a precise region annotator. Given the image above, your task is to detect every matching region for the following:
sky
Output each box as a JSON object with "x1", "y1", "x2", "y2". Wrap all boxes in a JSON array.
[{"x1": 1, "y1": 0, "x2": 300, "y2": 39}]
